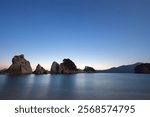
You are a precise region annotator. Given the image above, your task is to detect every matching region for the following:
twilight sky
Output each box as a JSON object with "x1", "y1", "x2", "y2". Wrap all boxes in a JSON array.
[{"x1": 0, "y1": 0, "x2": 150, "y2": 70}]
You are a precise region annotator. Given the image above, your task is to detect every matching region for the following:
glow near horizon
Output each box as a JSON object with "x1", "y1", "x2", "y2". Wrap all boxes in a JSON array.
[
  {"x1": 0, "y1": 54, "x2": 113, "y2": 70},
  {"x1": 0, "y1": 54, "x2": 148, "y2": 71},
  {"x1": 0, "y1": 0, "x2": 150, "y2": 70}
]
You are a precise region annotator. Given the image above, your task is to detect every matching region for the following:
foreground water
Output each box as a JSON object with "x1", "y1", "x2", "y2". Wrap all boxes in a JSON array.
[{"x1": 0, "y1": 73, "x2": 150, "y2": 100}]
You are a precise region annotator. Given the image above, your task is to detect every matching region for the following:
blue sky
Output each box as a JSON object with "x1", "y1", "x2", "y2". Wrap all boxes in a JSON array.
[{"x1": 0, "y1": 0, "x2": 150, "y2": 70}]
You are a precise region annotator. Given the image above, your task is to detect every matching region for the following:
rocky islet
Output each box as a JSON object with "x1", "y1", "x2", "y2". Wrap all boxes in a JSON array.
[
  {"x1": 6, "y1": 54, "x2": 32, "y2": 74},
  {"x1": 4, "y1": 54, "x2": 95, "y2": 75},
  {"x1": 33, "y1": 64, "x2": 49, "y2": 74}
]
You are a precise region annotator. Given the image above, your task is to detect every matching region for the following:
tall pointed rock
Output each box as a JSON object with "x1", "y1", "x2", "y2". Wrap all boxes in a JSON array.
[{"x1": 50, "y1": 61, "x2": 60, "y2": 74}]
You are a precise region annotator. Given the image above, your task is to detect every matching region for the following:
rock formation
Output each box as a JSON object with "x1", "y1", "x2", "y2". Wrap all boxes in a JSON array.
[
  {"x1": 34, "y1": 64, "x2": 49, "y2": 74},
  {"x1": 135, "y1": 63, "x2": 150, "y2": 74},
  {"x1": 59, "y1": 59, "x2": 78, "y2": 74},
  {"x1": 50, "y1": 61, "x2": 60, "y2": 74},
  {"x1": 50, "y1": 59, "x2": 77, "y2": 74},
  {"x1": 84, "y1": 66, "x2": 96, "y2": 73},
  {"x1": 7, "y1": 54, "x2": 32, "y2": 74}
]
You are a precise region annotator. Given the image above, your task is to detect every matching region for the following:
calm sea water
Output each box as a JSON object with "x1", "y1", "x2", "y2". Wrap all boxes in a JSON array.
[{"x1": 0, "y1": 73, "x2": 150, "y2": 100}]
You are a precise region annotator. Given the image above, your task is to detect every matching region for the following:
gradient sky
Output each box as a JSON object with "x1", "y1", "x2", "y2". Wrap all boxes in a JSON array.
[{"x1": 0, "y1": 0, "x2": 150, "y2": 70}]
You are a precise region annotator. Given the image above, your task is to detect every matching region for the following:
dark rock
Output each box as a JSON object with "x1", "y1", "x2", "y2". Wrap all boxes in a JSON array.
[
  {"x1": 34, "y1": 64, "x2": 49, "y2": 74},
  {"x1": 135, "y1": 63, "x2": 150, "y2": 74},
  {"x1": 50, "y1": 61, "x2": 60, "y2": 74},
  {"x1": 59, "y1": 59, "x2": 78, "y2": 74},
  {"x1": 84, "y1": 66, "x2": 96, "y2": 73},
  {"x1": 7, "y1": 54, "x2": 32, "y2": 74}
]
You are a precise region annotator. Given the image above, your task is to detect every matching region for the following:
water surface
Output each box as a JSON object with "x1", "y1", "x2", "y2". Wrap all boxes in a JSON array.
[{"x1": 0, "y1": 73, "x2": 150, "y2": 100}]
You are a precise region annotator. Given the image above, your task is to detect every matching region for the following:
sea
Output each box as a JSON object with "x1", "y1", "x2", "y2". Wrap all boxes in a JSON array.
[{"x1": 0, "y1": 73, "x2": 150, "y2": 100}]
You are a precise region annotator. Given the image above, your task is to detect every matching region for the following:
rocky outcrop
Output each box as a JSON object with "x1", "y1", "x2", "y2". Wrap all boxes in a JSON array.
[
  {"x1": 50, "y1": 59, "x2": 78, "y2": 74},
  {"x1": 84, "y1": 66, "x2": 96, "y2": 73},
  {"x1": 7, "y1": 54, "x2": 32, "y2": 74},
  {"x1": 50, "y1": 61, "x2": 60, "y2": 74},
  {"x1": 135, "y1": 63, "x2": 150, "y2": 74},
  {"x1": 59, "y1": 59, "x2": 78, "y2": 74},
  {"x1": 34, "y1": 64, "x2": 49, "y2": 74}
]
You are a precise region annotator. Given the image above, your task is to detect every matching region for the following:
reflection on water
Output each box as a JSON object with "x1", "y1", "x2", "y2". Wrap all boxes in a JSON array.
[{"x1": 0, "y1": 73, "x2": 150, "y2": 100}]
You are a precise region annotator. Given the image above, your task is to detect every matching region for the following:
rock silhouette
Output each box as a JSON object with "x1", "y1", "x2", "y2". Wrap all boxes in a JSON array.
[
  {"x1": 7, "y1": 54, "x2": 32, "y2": 74},
  {"x1": 59, "y1": 59, "x2": 78, "y2": 74},
  {"x1": 135, "y1": 63, "x2": 150, "y2": 74},
  {"x1": 34, "y1": 64, "x2": 49, "y2": 74},
  {"x1": 84, "y1": 66, "x2": 95, "y2": 73},
  {"x1": 50, "y1": 59, "x2": 78, "y2": 74},
  {"x1": 50, "y1": 61, "x2": 60, "y2": 74}
]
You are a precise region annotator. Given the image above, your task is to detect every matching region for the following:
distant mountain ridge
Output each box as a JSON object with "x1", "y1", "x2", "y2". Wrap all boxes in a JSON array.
[{"x1": 98, "y1": 63, "x2": 143, "y2": 73}]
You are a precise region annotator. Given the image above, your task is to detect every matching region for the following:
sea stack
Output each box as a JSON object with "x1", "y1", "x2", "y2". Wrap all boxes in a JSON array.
[
  {"x1": 50, "y1": 61, "x2": 60, "y2": 74},
  {"x1": 7, "y1": 54, "x2": 32, "y2": 74},
  {"x1": 84, "y1": 66, "x2": 96, "y2": 73},
  {"x1": 135, "y1": 63, "x2": 150, "y2": 74},
  {"x1": 34, "y1": 64, "x2": 49, "y2": 74},
  {"x1": 59, "y1": 59, "x2": 78, "y2": 74}
]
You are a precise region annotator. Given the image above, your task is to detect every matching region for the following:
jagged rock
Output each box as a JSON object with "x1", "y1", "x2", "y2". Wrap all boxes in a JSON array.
[
  {"x1": 34, "y1": 64, "x2": 49, "y2": 74},
  {"x1": 7, "y1": 54, "x2": 32, "y2": 74},
  {"x1": 84, "y1": 66, "x2": 96, "y2": 73},
  {"x1": 50, "y1": 61, "x2": 60, "y2": 74},
  {"x1": 59, "y1": 59, "x2": 78, "y2": 74},
  {"x1": 135, "y1": 63, "x2": 150, "y2": 74}
]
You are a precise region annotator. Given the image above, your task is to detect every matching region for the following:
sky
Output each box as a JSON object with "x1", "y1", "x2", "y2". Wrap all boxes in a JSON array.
[{"x1": 0, "y1": 0, "x2": 150, "y2": 70}]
